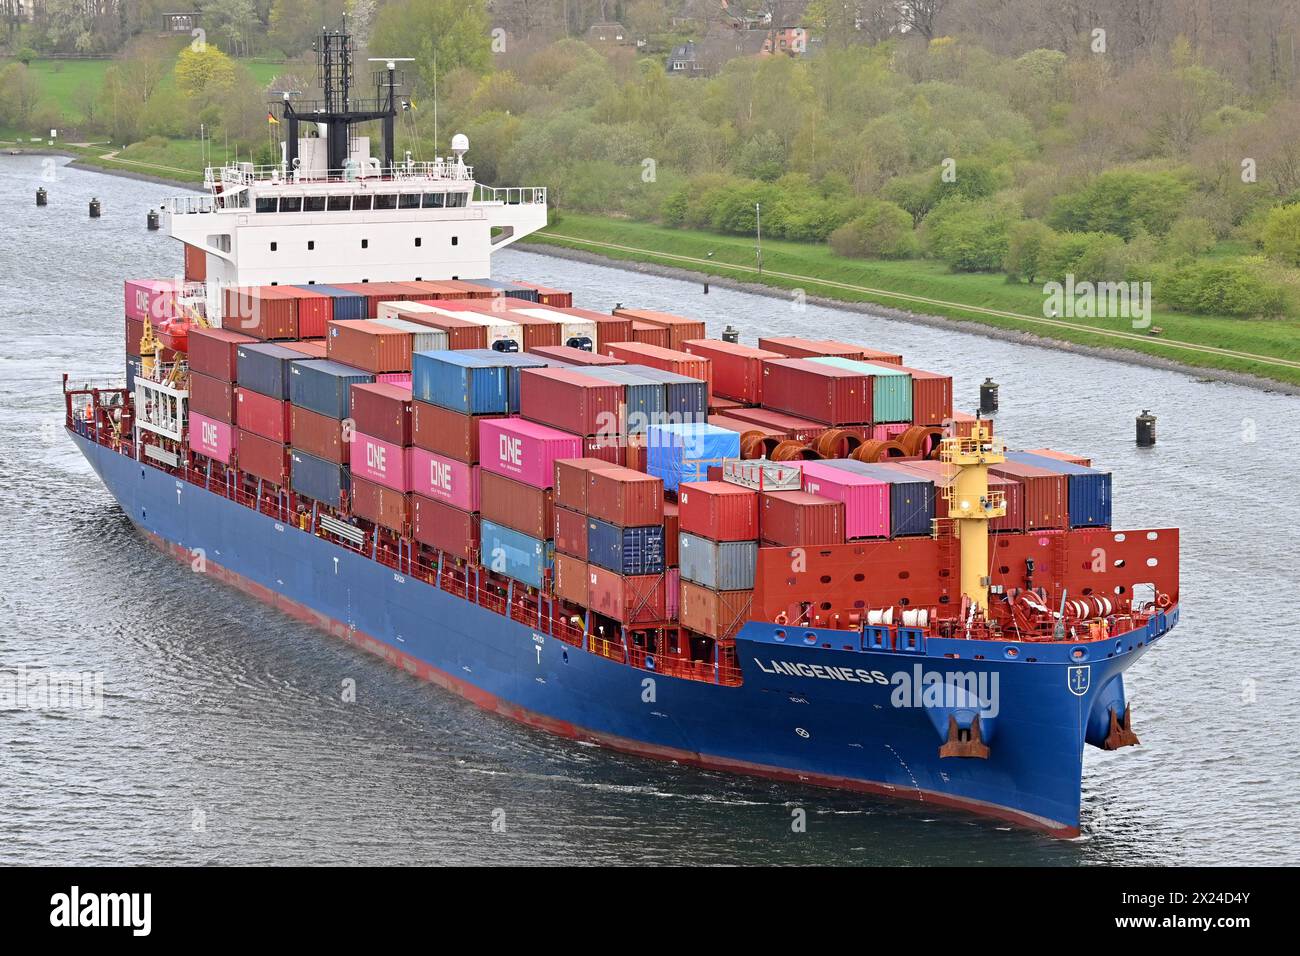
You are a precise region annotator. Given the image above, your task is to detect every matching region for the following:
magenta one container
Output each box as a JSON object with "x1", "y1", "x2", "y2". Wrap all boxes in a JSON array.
[
  {"x1": 350, "y1": 431, "x2": 411, "y2": 492},
  {"x1": 478, "y1": 418, "x2": 582, "y2": 489},
  {"x1": 124, "y1": 278, "x2": 179, "y2": 324},
  {"x1": 871, "y1": 423, "x2": 909, "y2": 441},
  {"x1": 189, "y1": 411, "x2": 237, "y2": 464},
  {"x1": 799, "y1": 460, "x2": 890, "y2": 539},
  {"x1": 376, "y1": 372, "x2": 413, "y2": 387},
  {"x1": 410, "y1": 447, "x2": 480, "y2": 511}
]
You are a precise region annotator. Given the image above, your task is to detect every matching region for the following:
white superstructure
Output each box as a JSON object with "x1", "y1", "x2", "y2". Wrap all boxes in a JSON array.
[{"x1": 160, "y1": 135, "x2": 547, "y2": 303}]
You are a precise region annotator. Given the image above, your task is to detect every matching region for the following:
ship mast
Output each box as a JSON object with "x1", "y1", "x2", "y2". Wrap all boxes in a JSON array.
[{"x1": 938, "y1": 424, "x2": 1006, "y2": 612}]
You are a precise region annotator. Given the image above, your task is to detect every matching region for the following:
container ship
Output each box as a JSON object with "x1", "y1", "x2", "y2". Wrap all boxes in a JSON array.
[{"x1": 63, "y1": 28, "x2": 1179, "y2": 837}]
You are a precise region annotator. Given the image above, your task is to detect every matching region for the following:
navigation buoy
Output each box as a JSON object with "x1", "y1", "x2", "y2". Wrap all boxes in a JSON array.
[
  {"x1": 36, "y1": 187, "x2": 47, "y2": 207},
  {"x1": 89, "y1": 198, "x2": 102, "y2": 218},
  {"x1": 146, "y1": 208, "x2": 159, "y2": 230},
  {"x1": 1136, "y1": 410, "x2": 1156, "y2": 447},
  {"x1": 721, "y1": 325, "x2": 740, "y2": 344},
  {"x1": 980, "y1": 377, "x2": 999, "y2": 414},
  {"x1": 703, "y1": 281, "x2": 709, "y2": 294}
]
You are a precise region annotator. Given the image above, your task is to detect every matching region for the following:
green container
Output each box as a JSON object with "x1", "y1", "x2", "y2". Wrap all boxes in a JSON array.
[{"x1": 808, "y1": 356, "x2": 913, "y2": 424}]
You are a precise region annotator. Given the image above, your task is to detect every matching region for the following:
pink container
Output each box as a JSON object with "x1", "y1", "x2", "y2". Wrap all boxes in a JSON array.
[
  {"x1": 124, "y1": 279, "x2": 179, "y2": 324},
  {"x1": 188, "y1": 411, "x2": 237, "y2": 464},
  {"x1": 871, "y1": 423, "x2": 910, "y2": 441},
  {"x1": 410, "y1": 447, "x2": 480, "y2": 511},
  {"x1": 350, "y1": 431, "x2": 410, "y2": 492},
  {"x1": 665, "y1": 568, "x2": 681, "y2": 621},
  {"x1": 376, "y1": 372, "x2": 413, "y2": 387},
  {"x1": 479, "y1": 418, "x2": 582, "y2": 489},
  {"x1": 799, "y1": 460, "x2": 890, "y2": 539}
]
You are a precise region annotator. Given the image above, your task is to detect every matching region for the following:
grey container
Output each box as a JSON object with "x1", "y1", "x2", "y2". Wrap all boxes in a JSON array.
[{"x1": 677, "y1": 532, "x2": 757, "y2": 591}]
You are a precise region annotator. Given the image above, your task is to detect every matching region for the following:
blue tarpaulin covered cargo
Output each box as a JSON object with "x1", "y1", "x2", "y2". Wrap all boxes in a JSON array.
[{"x1": 646, "y1": 423, "x2": 741, "y2": 492}]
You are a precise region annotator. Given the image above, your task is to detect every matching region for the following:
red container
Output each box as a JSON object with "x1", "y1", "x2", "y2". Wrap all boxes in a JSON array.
[
  {"x1": 326, "y1": 319, "x2": 413, "y2": 373},
  {"x1": 554, "y1": 457, "x2": 618, "y2": 512},
  {"x1": 188, "y1": 327, "x2": 254, "y2": 382},
  {"x1": 587, "y1": 567, "x2": 667, "y2": 624},
  {"x1": 183, "y1": 244, "x2": 206, "y2": 282},
  {"x1": 391, "y1": 308, "x2": 487, "y2": 350},
  {"x1": 554, "y1": 507, "x2": 588, "y2": 558},
  {"x1": 757, "y1": 337, "x2": 903, "y2": 364},
  {"x1": 515, "y1": 283, "x2": 573, "y2": 309},
  {"x1": 335, "y1": 281, "x2": 418, "y2": 318},
  {"x1": 236, "y1": 429, "x2": 289, "y2": 485},
  {"x1": 235, "y1": 387, "x2": 291, "y2": 443},
  {"x1": 629, "y1": 321, "x2": 670, "y2": 348},
  {"x1": 399, "y1": 281, "x2": 461, "y2": 301},
  {"x1": 189, "y1": 372, "x2": 236, "y2": 423},
  {"x1": 223, "y1": 286, "x2": 298, "y2": 340},
  {"x1": 438, "y1": 280, "x2": 495, "y2": 300},
  {"x1": 678, "y1": 481, "x2": 758, "y2": 542},
  {"x1": 527, "y1": 345, "x2": 623, "y2": 366},
  {"x1": 520, "y1": 368, "x2": 624, "y2": 439},
  {"x1": 612, "y1": 307, "x2": 706, "y2": 350},
  {"x1": 603, "y1": 342, "x2": 712, "y2": 391},
  {"x1": 581, "y1": 437, "x2": 628, "y2": 466},
  {"x1": 506, "y1": 313, "x2": 563, "y2": 351},
  {"x1": 350, "y1": 382, "x2": 413, "y2": 446},
  {"x1": 587, "y1": 467, "x2": 663, "y2": 527},
  {"x1": 290, "y1": 287, "x2": 333, "y2": 338},
  {"x1": 761, "y1": 358, "x2": 871, "y2": 425},
  {"x1": 290, "y1": 405, "x2": 346, "y2": 463},
  {"x1": 679, "y1": 582, "x2": 752, "y2": 641},
  {"x1": 1024, "y1": 448, "x2": 1091, "y2": 468},
  {"x1": 681, "y1": 339, "x2": 781, "y2": 404},
  {"x1": 759, "y1": 491, "x2": 846, "y2": 547},
  {"x1": 479, "y1": 471, "x2": 553, "y2": 539},
  {"x1": 553, "y1": 552, "x2": 588, "y2": 605},
  {"x1": 279, "y1": 340, "x2": 328, "y2": 359},
  {"x1": 350, "y1": 475, "x2": 409, "y2": 532},
  {"x1": 412, "y1": 401, "x2": 497, "y2": 463},
  {"x1": 663, "y1": 501, "x2": 680, "y2": 567},
  {"x1": 412, "y1": 494, "x2": 480, "y2": 561},
  {"x1": 989, "y1": 460, "x2": 1068, "y2": 530},
  {"x1": 722, "y1": 406, "x2": 826, "y2": 443},
  {"x1": 561, "y1": 308, "x2": 633, "y2": 348}
]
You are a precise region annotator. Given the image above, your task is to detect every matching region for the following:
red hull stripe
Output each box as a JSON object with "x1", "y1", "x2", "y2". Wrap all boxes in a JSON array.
[{"x1": 145, "y1": 531, "x2": 1079, "y2": 838}]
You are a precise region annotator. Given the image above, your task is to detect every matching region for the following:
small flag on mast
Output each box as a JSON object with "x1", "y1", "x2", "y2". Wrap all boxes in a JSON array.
[{"x1": 267, "y1": 111, "x2": 280, "y2": 125}]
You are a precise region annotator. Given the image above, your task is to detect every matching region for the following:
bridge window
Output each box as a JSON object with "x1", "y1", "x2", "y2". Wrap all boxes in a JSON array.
[
  {"x1": 414, "y1": 237, "x2": 421, "y2": 247},
  {"x1": 423, "y1": 193, "x2": 445, "y2": 208},
  {"x1": 303, "y1": 196, "x2": 326, "y2": 212},
  {"x1": 270, "y1": 242, "x2": 277, "y2": 252},
  {"x1": 327, "y1": 195, "x2": 352, "y2": 211},
  {"x1": 279, "y1": 196, "x2": 301, "y2": 212},
  {"x1": 451, "y1": 236, "x2": 458, "y2": 246},
  {"x1": 447, "y1": 193, "x2": 467, "y2": 208},
  {"x1": 399, "y1": 193, "x2": 422, "y2": 209},
  {"x1": 361, "y1": 239, "x2": 368, "y2": 249},
  {"x1": 256, "y1": 196, "x2": 277, "y2": 213},
  {"x1": 307, "y1": 241, "x2": 315, "y2": 250},
  {"x1": 353, "y1": 195, "x2": 373, "y2": 211},
  {"x1": 374, "y1": 194, "x2": 397, "y2": 210}
]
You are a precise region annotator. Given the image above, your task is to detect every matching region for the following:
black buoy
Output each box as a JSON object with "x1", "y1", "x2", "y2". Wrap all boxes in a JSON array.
[
  {"x1": 721, "y1": 325, "x2": 740, "y2": 344},
  {"x1": 36, "y1": 187, "x2": 47, "y2": 207},
  {"x1": 1136, "y1": 409, "x2": 1157, "y2": 447},
  {"x1": 89, "y1": 197, "x2": 102, "y2": 218},
  {"x1": 146, "y1": 208, "x2": 159, "y2": 231},
  {"x1": 979, "y1": 377, "x2": 999, "y2": 414}
]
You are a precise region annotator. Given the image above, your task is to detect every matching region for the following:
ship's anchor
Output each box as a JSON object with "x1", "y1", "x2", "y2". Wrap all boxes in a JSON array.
[
  {"x1": 1102, "y1": 704, "x2": 1140, "y2": 750},
  {"x1": 939, "y1": 714, "x2": 990, "y2": 759}
]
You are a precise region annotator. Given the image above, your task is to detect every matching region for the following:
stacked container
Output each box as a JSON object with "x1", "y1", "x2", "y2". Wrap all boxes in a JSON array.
[
  {"x1": 222, "y1": 286, "x2": 298, "y2": 340},
  {"x1": 675, "y1": 480, "x2": 758, "y2": 645},
  {"x1": 602, "y1": 342, "x2": 712, "y2": 393},
  {"x1": 286, "y1": 359, "x2": 374, "y2": 506},
  {"x1": 1006, "y1": 452, "x2": 1112, "y2": 528},
  {"x1": 988, "y1": 459, "x2": 1070, "y2": 531},
  {"x1": 758, "y1": 337, "x2": 903, "y2": 365},
  {"x1": 611, "y1": 307, "x2": 706, "y2": 350},
  {"x1": 348, "y1": 382, "x2": 416, "y2": 532},
  {"x1": 807, "y1": 356, "x2": 913, "y2": 424},
  {"x1": 798, "y1": 460, "x2": 891, "y2": 539},
  {"x1": 186, "y1": 328, "x2": 255, "y2": 465},
  {"x1": 582, "y1": 466, "x2": 668, "y2": 623},
  {"x1": 645, "y1": 423, "x2": 741, "y2": 493},
  {"x1": 760, "y1": 358, "x2": 872, "y2": 426},
  {"x1": 758, "y1": 491, "x2": 846, "y2": 547},
  {"x1": 821, "y1": 460, "x2": 935, "y2": 537},
  {"x1": 890, "y1": 459, "x2": 1023, "y2": 533},
  {"x1": 681, "y1": 339, "x2": 781, "y2": 404}
]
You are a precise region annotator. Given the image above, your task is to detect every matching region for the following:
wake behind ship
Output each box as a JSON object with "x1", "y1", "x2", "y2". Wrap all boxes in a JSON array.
[{"x1": 64, "y1": 27, "x2": 1179, "y2": 837}]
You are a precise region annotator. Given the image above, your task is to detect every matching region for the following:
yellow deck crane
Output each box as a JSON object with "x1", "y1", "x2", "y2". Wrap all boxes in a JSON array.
[{"x1": 937, "y1": 424, "x2": 1006, "y2": 613}]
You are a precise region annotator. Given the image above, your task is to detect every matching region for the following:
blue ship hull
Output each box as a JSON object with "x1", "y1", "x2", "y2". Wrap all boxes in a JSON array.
[{"x1": 73, "y1": 430, "x2": 1177, "y2": 835}]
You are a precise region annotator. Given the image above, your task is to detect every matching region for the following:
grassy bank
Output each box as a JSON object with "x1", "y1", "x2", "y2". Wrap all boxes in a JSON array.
[{"x1": 527, "y1": 214, "x2": 1300, "y2": 388}]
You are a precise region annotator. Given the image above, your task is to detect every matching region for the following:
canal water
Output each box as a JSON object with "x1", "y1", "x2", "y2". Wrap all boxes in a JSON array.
[{"x1": 1, "y1": 156, "x2": 1296, "y2": 865}]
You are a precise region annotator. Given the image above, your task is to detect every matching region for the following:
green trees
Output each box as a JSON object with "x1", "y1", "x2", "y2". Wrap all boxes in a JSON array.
[
  {"x1": 1260, "y1": 204, "x2": 1300, "y2": 267},
  {"x1": 924, "y1": 199, "x2": 1015, "y2": 271},
  {"x1": 369, "y1": 0, "x2": 493, "y2": 93},
  {"x1": 1048, "y1": 170, "x2": 1190, "y2": 239},
  {"x1": 829, "y1": 202, "x2": 918, "y2": 259},
  {"x1": 1159, "y1": 260, "x2": 1286, "y2": 317}
]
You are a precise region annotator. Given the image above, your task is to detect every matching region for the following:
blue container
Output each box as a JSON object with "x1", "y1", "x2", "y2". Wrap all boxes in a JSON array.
[
  {"x1": 236, "y1": 343, "x2": 306, "y2": 400},
  {"x1": 306, "y1": 284, "x2": 369, "y2": 322},
  {"x1": 412, "y1": 350, "x2": 511, "y2": 414},
  {"x1": 646, "y1": 423, "x2": 741, "y2": 493},
  {"x1": 289, "y1": 359, "x2": 375, "y2": 419},
  {"x1": 290, "y1": 448, "x2": 350, "y2": 507},
  {"x1": 480, "y1": 519, "x2": 553, "y2": 589},
  {"x1": 461, "y1": 349, "x2": 549, "y2": 412},
  {"x1": 677, "y1": 533, "x2": 757, "y2": 591},
  {"x1": 586, "y1": 518, "x2": 665, "y2": 575},
  {"x1": 823, "y1": 459, "x2": 935, "y2": 537},
  {"x1": 1007, "y1": 452, "x2": 1112, "y2": 528},
  {"x1": 620, "y1": 364, "x2": 708, "y2": 424},
  {"x1": 475, "y1": 279, "x2": 540, "y2": 303},
  {"x1": 573, "y1": 366, "x2": 667, "y2": 435}
]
